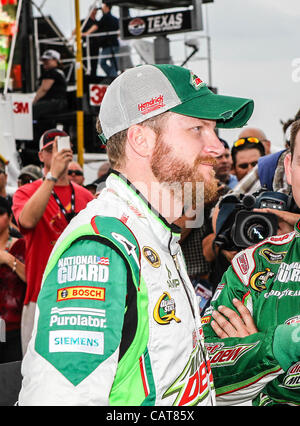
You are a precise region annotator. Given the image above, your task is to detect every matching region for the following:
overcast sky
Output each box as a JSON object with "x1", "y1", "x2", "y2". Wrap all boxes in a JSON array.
[
  {"x1": 207, "y1": 0, "x2": 300, "y2": 151},
  {"x1": 34, "y1": 0, "x2": 300, "y2": 152}
]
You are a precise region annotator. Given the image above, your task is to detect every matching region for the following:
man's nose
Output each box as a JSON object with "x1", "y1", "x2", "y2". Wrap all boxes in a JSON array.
[{"x1": 202, "y1": 132, "x2": 225, "y2": 157}]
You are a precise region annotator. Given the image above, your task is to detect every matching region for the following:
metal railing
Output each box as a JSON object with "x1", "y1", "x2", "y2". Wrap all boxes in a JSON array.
[{"x1": 34, "y1": 23, "x2": 212, "y2": 84}]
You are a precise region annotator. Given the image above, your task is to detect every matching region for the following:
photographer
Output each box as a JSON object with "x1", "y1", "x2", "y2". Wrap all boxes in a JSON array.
[
  {"x1": 202, "y1": 119, "x2": 300, "y2": 406},
  {"x1": 203, "y1": 137, "x2": 266, "y2": 288}
]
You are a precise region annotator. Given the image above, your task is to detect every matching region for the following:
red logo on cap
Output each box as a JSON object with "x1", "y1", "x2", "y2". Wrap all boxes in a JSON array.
[
  {"x1": 190, "y1": 71, "x2": 206, "y2": 90},
  {"x1": 138, "y1": 95, "x2": 165, "y2": 115}
]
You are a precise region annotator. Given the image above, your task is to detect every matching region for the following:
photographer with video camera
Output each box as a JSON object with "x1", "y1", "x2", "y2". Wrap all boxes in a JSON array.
[
  {"x1": 203, "y1": 137, "x2": 266, "y2": 290},
  {"x1": 201, "y1": 119, "x2": 300, "y2": 406}
]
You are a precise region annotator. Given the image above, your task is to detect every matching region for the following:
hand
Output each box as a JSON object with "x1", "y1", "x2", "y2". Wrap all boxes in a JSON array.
[
  {"x1": 211, "y1": 298, "x2": 258, "y2": 338},
  {"x1": 221, "y1": 249, "x2": 238, "y2": 262},
  {"x1": 0, "y1": 249, "x2": 10, "y2": 266},
  {"x1": 254, "y1": 208, "x2": 299, "y2": 235},
  {"x1": 50, "y1": 138, "x2": 73, "y2": 180},
  {"x1": 217, "y1": 183, "x2": 226, "y2": 194}
]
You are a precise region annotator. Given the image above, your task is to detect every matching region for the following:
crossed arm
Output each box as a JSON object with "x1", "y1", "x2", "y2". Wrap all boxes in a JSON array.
[{"x1": 210, "y1": 297, "x2": 258, "y2": 338}]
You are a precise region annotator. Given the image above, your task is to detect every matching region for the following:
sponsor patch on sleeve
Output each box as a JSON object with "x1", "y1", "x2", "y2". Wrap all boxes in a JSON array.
[
  {"x1": 49, "y1": 330, "x2": 104, "y2": 355},
  {"x1": 34, "y1": 238, "x2": 129, "y2": 386},
  {"x1": 57, "y1": 286, "x2": 105, "y2": 302}
]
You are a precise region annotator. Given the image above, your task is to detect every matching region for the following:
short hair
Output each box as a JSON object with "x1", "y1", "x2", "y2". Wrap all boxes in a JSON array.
[
  {"x1": 0, "y1": 196, "x2": 11, "y2": 216},
  {"x1": 219, "y1": 138, "x2": 229, "y2": 150},
  {"x1": 290, "y1": 119, "x2": 300, "y2": 158},
  {"x1": 103, "y1": 2, "x2": 112, "y2": 10},
  {"x1": 231, "y1": 140, "x2": 265, "y2": 166},
  {"x1": 96, "y1": 112, "x2": 170, "y2": 169}
]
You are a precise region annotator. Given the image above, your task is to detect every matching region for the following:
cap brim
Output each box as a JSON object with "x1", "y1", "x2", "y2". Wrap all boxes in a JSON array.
[
  {"x1": 170, "y1": 92, "x2": 254, "y2": 129},
  {"x1": 41, "y1": 56, "x2": 58, "y2": 61},
  {"x1": 18, "y1": 173, "x2": 39, "y2": 180},
  {"x1": 40, "y1": 141, "x2": 54, "y2": 151}
]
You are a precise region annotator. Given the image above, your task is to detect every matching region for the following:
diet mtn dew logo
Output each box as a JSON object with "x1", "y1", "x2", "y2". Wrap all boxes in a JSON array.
[{"x1": 189, "y1": 71, "x2": 206, "y2": 90}]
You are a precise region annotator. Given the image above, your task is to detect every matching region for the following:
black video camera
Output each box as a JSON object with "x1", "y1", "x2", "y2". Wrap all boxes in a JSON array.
[{"x1": 214, "y1": 188, "x2": 294, "y2": 250}]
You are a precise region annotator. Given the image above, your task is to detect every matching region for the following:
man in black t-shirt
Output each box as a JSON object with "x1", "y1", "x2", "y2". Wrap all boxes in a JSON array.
[
  {"x1": 73, "y1": 7, "x2": 100, "y2": 78},
  {"x1": 33, "y1": 49, "x2": 67, "y2": 120},
  {"x1": 82, "y1": 3, "x2": 119, "y2": 77}
]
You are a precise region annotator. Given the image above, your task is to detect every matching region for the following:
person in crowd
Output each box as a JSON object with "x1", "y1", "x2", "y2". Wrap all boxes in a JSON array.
[
  {"x1": 82, "y1": 2, "x2": 119, "y2": 77},
  {"x1": 72, "y1": 6, "x2": 100, "y2": 78},
  {"x1": 83, "y1": 182, "x2": 97, "y2": 197},
  {"x1": 0, "y1": 154, "x2": 21, "y2": 238},
  {"x1": 0, "y1": 196, "x2": 26, "y2": 363},
  {"x1": 177, "y1": 206, "x2": 215, "y2": 315},
  {"x1": 0, "y1": 154, "x2": 11, "y2": 208},
  {"x1": 281, "y1": 108, "x2": 300, "y2": 149},
  {"x1": 202, "y1": 118, "x2": 300, "y2": 406},
  {"x1": 67, "y1": 161, "x2": 85, "y2": 186},
  {"x1": 203, "y1": 137, "x2": 265, "y2": 291},
  {"x1": 214, "y1": 138, "x2": 237, "y2": 189},
  {"x1": 84, "y1": 161, "x2": 112, "y2": 197},
  {"x1": 17, "y1": 165, "x2": 43, "y2": 187},
  {"x1": 229, "y1": 120, "x2": 295, "y2": 199},
  {"x1": 12, "y1": 129, "x2": 94, "y2": 355},
  {"x1": 18, "y1": 63, "x2": 254, "y2": 406},
  {"x1": 90, "y1": 161, "x2": 111, "y2": 194},
  {"x1": 32, "y1": 49, "x2": 67, "y2": 120},
  {"x1": 238, "y1": 126, "x2": 271, "y2": 155},
  {"x1": 81, "y1": 162, "x2": 111, "y2": 196},
  {"x1": 231, "y1": 136, "x2": 265, "y2": 182},
  {"x1": 97, "y1": 161, "x2": 111, "y2": 180},
  {"x1": 179, "y1": 137, "x2": 235, "y2": 313}
]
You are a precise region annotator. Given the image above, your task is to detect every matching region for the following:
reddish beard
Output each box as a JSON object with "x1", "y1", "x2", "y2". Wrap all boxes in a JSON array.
[{"x1": 150, "y1": 137, "x2": 219, "y2": 208}]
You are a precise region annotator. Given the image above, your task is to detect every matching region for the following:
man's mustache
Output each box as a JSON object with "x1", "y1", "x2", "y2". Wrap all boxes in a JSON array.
[{"x1": 194, "y1": 155, "x2": 217, "y2": 168}]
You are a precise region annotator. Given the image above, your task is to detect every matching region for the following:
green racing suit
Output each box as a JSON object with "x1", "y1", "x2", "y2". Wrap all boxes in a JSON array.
[
  {"x1": 202, "y1": 222, "x2": 300, "y2": 406},
  {"x1": 18, "y1": 171, "x2": 215, "y2": 406}
]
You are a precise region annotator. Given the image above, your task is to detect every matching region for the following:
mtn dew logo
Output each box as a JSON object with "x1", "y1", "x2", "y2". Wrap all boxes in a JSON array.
[
  {"x1": 162, "y1": 344, "x2": 214, "y2": 405},
  {"x1": 189, "y1": 71, "x2": 206, "y2": 90}
]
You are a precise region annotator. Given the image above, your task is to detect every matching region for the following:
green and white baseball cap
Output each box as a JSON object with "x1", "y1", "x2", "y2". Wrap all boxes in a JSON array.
[{"x1": 99, "y1": 64, "x2": 254, "y2": 142}]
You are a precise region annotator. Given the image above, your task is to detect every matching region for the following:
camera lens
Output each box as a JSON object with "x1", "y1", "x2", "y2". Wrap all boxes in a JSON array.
[
  {"x1": 232, "y1": 210, "x2": 278, "y2": 249},
  {"x1": 246, "y1": 221, "x2": 270, "y2": 244}
]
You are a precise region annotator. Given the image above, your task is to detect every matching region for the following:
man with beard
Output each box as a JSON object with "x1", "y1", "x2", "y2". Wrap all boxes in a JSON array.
[{"x1": 18, "y1": 64, "x2": 254, "y2": 406}]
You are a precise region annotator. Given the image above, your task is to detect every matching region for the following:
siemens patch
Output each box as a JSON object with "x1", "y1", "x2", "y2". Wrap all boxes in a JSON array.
[{"x1": 49, "y1": 330, "x2": 104, "y2": 355}]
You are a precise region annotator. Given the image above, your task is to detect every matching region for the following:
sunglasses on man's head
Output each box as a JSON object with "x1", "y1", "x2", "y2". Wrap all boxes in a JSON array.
[
  {"x1": 233, "y1": 137, "x2": 261, "y2": 148},
  {"x1": 68, "y1": 170, "x2": 83, "y2": 176}
]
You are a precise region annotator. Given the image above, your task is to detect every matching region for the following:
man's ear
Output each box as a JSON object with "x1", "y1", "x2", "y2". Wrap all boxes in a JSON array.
[
  {"x1": 38, "y1": 150, "x2": 44, "y2": 164},
  {"x1": 284, "y1": 152, "x2": 292, "y2": 186},
  {"x1": 126, "y1": 124, "x2": 156, "y2": 158}
]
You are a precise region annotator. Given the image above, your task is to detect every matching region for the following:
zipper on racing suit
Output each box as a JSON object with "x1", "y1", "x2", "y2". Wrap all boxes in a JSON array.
[{"x1": 169, "y1": 234, "x2": 216, "y2": 405}]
